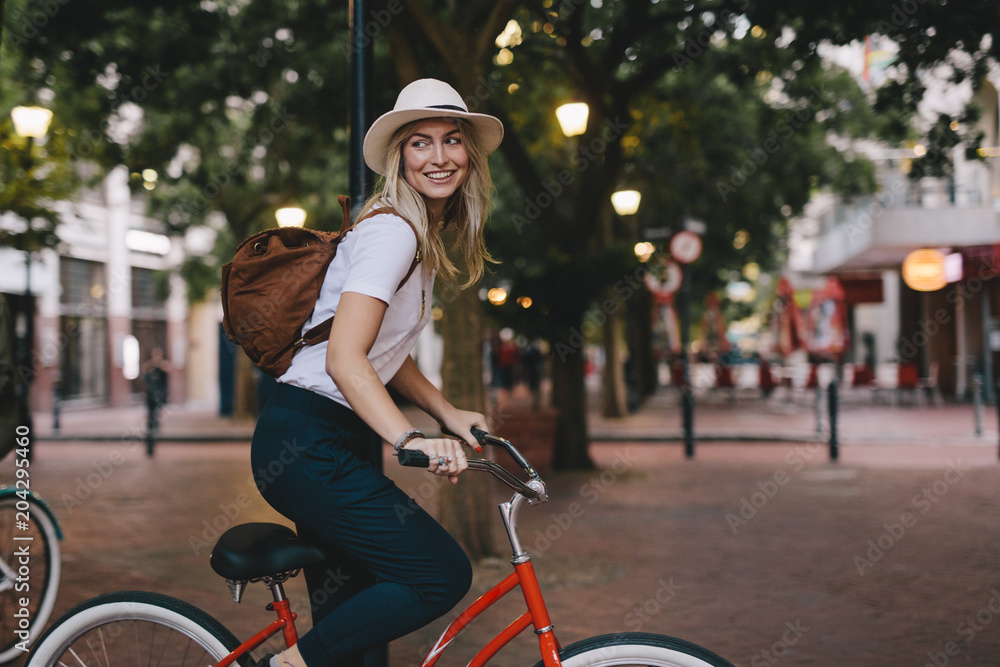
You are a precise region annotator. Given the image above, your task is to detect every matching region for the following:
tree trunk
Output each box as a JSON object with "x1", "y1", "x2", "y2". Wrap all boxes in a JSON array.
[
  {"x1": 602, "y1": 311, "x2": 629, "y2": 417},
  {"x1": 438, "y1": 272, "x2": 497, "y2": 560},
  {"x1": 550, "y1": 346, "x2": 593, "y2": 470}
]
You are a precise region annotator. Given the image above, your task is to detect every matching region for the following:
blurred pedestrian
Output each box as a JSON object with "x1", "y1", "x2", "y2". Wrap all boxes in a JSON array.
[
  {"x1": 142, "y1": 347, "x2": 171, "y2": 456},
  {"x1": 522, "y1": 339, "x2": 543, "y2": 409}
]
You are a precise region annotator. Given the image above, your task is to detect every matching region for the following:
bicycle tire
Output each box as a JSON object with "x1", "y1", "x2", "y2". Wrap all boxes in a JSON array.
[
  {"x1": 533, "y1": 632, "x2": 735, "y2": 667},
  {"x1": 26, "y1": 591, "x2": 242, "y2": 667},
  {"x1": 0, "y1": 494, "x2": 62, "y2": 663}
]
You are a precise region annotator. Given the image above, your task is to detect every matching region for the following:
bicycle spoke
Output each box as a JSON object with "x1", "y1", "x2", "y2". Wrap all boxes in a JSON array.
[{"x1": 65, "y1": 645, "x2": 89, "y2": 667}]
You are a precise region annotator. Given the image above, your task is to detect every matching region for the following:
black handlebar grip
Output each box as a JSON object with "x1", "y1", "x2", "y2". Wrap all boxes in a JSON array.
[
  {"x1": 470, "y1": 426, "x2": 488, "y2": 446},
  {"x1": 441, "y1": 425, "x2": 489, "y2": 448},
  {"x1": 397, "y1": 448, "x2": 430, "y2": 468}
]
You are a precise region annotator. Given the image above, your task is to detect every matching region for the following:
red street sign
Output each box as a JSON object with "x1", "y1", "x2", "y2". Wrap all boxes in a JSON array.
[{"x1": 670, "y1": 230, "x2": 702, "y2": 264}]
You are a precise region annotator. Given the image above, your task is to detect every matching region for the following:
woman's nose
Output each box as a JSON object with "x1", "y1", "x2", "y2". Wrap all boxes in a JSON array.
[{"x1": 431, "y1": 142, "x2": 446, "y2": 164}]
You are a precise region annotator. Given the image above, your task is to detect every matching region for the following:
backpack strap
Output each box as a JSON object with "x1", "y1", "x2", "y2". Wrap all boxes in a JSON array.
[{"x1": 294, "y1": 202, "x2": 421, "y2": 349}]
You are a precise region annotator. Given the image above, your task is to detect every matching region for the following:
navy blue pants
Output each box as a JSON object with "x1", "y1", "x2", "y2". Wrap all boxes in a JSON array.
[{"x1": 250, "y1": 384, "x2": 472, "y2": 667}]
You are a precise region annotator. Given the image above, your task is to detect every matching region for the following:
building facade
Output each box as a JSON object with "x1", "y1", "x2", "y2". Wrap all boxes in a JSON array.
[
  {"x1": 1, "y1": 166, "x2": 190, "y2": 414},
  {"x1": 804, "y1": 79, "x2": 1000, "y2": 399}
]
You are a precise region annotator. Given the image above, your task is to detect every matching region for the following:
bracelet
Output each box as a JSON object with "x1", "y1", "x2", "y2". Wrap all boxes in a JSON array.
[{"x1": 393, "y1": 429, "x2": 425, "y2": 455}]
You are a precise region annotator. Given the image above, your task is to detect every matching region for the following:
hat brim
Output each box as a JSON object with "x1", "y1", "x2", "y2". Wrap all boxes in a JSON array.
[{"x1": 363, "y1": 107, "x2": 504, "y2": 175}]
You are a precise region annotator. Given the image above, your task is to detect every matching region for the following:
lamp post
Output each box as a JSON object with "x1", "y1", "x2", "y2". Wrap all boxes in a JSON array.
[
  {"x1": 10, "y1": 106, "x2": 53, "y2": 453},
  {"x1": 671, "y1": 223, "x2": 704, "y2": 459},
  {"x1": 610, "y1": 189, "x2": 643, "y2": 414}
]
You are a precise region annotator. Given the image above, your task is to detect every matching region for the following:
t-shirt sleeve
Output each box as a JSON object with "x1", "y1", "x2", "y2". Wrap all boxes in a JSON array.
[{"x1": 340, "y1": 214, "x2": 419, "y2": 304}]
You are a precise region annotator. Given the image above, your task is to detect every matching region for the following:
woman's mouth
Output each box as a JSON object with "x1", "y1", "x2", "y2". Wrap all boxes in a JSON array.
[{"x1": 424, "y1": 170, "x2": 456, "y2": 182}]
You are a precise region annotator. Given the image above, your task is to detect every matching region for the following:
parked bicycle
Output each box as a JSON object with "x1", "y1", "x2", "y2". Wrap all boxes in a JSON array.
[
  {"x1": 0, "y1": 486, "x2": 63, "y2": 664},
  {"x1": 26, "y1": 429, "x2": 733, "y2": 667}
]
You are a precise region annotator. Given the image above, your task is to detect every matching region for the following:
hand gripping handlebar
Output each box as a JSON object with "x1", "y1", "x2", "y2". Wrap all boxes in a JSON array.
[{"x1": 396, "y1": 426, "x2": 545, "y2": 501}]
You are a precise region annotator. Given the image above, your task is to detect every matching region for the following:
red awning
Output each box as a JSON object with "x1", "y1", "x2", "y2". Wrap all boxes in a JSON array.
[{"x1": 839, "y1": 277, "x2": 884, "y2": 305}]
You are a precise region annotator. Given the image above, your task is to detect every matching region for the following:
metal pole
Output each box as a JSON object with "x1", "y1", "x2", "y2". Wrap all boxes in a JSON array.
[
  {"x1": 21, "y1": 250, "x2": 34, "y2": 461},
  {"x1": 348, "y1": 5, "x2": 386, "y2": 667},
  {"x1": 814, "y1": 380, "x2": 823, "y2": 436},
  {"x1": 680, "y1": 262, "x2": 694, "y2": 458},
  {"x1": 349, "y1": 0, "x2": 373, "y2": 222},
  {"x1": 827, "y1": 379, "x2": 839, "y2": 461},
  {"x1": 52, "y1": 381, "x2": 60, "y2": 433},
  {"x1": 983, "y1": 290, "x2": 995, "y2": 404},
  {"x1": 973, "y1": 373, "x2": 983, "y2": 437},
  {"x1": 995, "y1": 381, "x2": 1000, "y2": 459}
]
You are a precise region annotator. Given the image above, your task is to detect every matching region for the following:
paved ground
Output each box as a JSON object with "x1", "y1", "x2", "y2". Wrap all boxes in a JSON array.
[{"x1": 5, "y1": 388, "x2": 1000, "y2": 666}]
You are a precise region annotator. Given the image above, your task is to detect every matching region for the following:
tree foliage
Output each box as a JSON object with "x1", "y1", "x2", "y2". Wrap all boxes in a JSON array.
[{"x1": 2, "y1": 0, "x2": 996, "y2": 467}]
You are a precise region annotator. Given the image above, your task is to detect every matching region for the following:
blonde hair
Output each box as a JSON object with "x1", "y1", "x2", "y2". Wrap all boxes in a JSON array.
[{"x1": 358, "y1": 118, "x2": 495, "y2": 288}]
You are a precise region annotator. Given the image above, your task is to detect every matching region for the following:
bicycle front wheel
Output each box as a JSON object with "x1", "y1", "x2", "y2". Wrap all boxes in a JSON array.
[
  {"x1": 27, "y1": 591, "x2": 241, "y2": 667},
  {"x1": 0, "y1": 494, "x2": 62, "y2": 663},
  {"x1": 536, "y1": 632, "x2": 735, "y2": 667}
]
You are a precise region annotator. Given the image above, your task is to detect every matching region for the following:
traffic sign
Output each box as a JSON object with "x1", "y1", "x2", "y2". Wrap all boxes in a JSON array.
[{"x1": 670, "y1": 230, "x2": 703, "y2": 264}]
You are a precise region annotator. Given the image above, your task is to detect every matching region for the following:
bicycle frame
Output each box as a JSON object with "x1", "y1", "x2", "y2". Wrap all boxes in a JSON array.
[
  {"x1": 214, "y1": 438, "x2": 561, "y2": 667},
  {"x1": 214, "y1": 596, "x2": 298, "y2": 667},
  {"x1": 418, "y1": 557, "x2": 561, "y2": 667}
]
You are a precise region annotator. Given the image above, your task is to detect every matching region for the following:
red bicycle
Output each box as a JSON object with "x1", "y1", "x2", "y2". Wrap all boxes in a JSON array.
[{"x1": 26, "y1": 429, "x2": 733, "y2": 667}]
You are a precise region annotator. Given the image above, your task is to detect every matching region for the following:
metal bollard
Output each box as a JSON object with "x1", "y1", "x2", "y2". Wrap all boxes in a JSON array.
[
  {"x1": 827, "y1": 379, "x2": 839, "y2": 462},
  {"x1": 52, "y1": 384, "x2": 61, "y2": 433},
  {"x1": 814, "y1": 384, "x2": 824, "y2": 436},
  {"x1": 973, "y1": 374, "x2": 983, "y2": 437},
  {"x1": 682, "y1": 385, "x2": 695, "y2": 459},
  {"x1": 996, "y1": 381, "x2": 1000, "y2": 460}
]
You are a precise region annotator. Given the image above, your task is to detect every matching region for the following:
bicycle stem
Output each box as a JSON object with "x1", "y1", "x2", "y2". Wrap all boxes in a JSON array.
[{"x1": 498, "y1": 479, "x2": 546, "y2": 561}]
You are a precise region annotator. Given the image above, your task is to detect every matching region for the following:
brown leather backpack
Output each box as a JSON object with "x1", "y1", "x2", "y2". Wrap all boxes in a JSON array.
[{"x1": 221, "y1": 196, "x2": 420, "y2": 377}]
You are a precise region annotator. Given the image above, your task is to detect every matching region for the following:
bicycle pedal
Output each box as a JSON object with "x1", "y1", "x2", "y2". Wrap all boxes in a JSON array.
[{"x1": 226, "y1": 578, "x2": 248, "y2": 604}]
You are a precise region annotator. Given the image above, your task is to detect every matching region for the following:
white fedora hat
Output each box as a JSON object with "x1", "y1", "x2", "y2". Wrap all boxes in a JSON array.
[{"x1": 363, "y1": 78, "x2": 504, "y2": 175}]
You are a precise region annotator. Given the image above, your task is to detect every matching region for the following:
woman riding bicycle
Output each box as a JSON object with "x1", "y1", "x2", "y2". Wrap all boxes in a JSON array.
[{"x1": 250, "y1": 78, "x2": 504, "y2": 667}]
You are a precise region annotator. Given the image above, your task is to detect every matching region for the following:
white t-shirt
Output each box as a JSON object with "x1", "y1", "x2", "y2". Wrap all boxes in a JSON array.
[{"x1": 278, "y1": 212, "x2": 433, "y2": 407}]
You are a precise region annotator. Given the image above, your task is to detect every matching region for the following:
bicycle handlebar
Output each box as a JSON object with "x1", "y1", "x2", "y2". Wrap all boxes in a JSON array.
[{"x1": 396, "y1": 426, "x2": 543, "y2": 501}]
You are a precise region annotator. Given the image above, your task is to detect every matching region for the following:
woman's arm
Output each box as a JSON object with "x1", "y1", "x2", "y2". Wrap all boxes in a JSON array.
[
  {"x1": 389, "y1": 356, "x2": 486, "y2": 450},
  {"x1": 326, "y1": 291, "x2": 470, "y2": 479}
]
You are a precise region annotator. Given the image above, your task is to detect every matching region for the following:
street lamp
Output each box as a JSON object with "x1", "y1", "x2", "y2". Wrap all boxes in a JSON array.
[
  {"x1": 487, "y1": 287, "x2": 508, "y2": 306},
  {"x1": 10, "y1": 105, "x2": 53, "y2": 451},
  {"x1": 11, "y1": 106, "x2": 53, "y2": 139},
  {"x1": 556, "y1": 102, "x2": 589, "y2": 137},
  {"x1": 275, "y1": 206, "x2": 307, "y2": 228},
  {"x1": 611, "y1": 190, "x2": 642, "y2": 216},
  {"x1": 634, "y1": 242, "x2": 655, "y2": 263}
]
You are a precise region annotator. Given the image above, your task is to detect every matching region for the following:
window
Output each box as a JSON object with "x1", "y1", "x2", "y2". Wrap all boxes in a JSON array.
[{"x1": 60, "y1": 257, "x2": 106, "y2": 316}]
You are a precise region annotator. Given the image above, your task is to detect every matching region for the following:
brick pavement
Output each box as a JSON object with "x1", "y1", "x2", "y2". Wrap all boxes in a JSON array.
[{"x1": 6, "y1": 389, "x2": 1000, "y2": 666}]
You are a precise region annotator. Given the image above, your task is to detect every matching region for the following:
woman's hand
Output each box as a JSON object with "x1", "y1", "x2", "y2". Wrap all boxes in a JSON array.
[
  {"x1": 402, "y1": 438, "x2": 469, "y2": 483},
  {"x1": 438, "y1": 409, "x2": 488, "y2": 453}
]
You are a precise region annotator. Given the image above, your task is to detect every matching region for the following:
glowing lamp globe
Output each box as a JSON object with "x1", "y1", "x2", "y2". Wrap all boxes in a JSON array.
[
  {"x1": 275, "y1": 207, "x2": 307, "y2": 228},
  {"x1": 902, "y1": 249, "x2": 947, "y2": 292},
  {"x1": 555, "y1": 103, "x2": 589, "y2": 137},
  {"x1": 611, "y1": 190, "x2": 641, "y2": 216},
  {"x1": 11, "y1": 106, "x2": 53, "y2": 138}
]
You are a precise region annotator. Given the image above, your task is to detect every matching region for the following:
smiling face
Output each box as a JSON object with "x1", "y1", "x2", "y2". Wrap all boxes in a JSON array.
[{"x1": 401, "y1": 118, "x2": 469, "y2": 208}]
